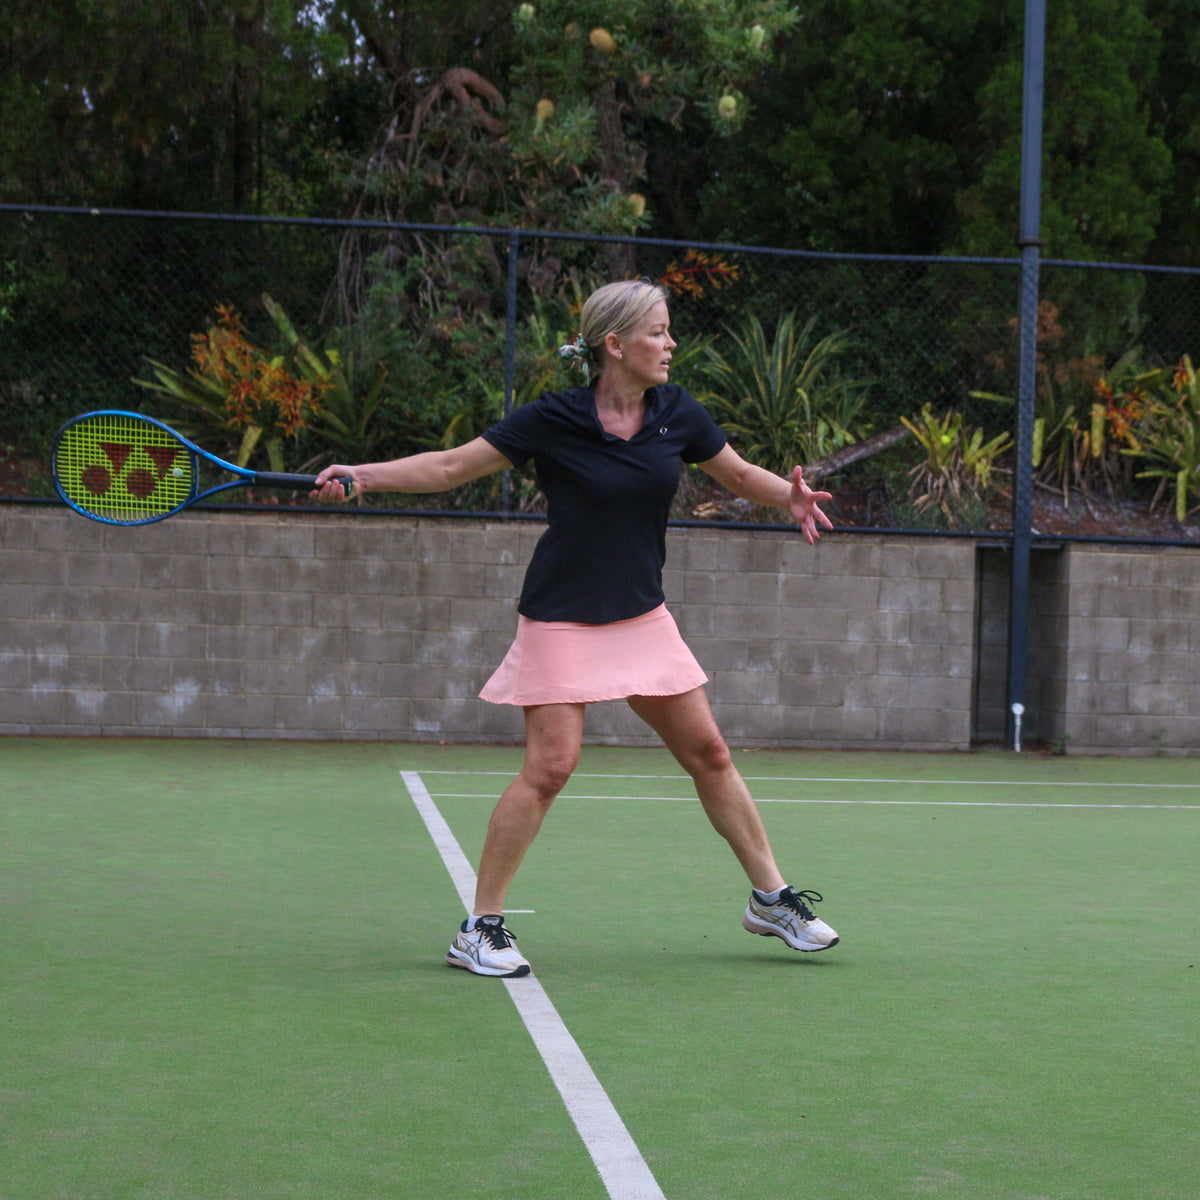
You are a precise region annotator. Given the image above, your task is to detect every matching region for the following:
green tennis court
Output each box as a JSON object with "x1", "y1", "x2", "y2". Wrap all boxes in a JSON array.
[{"x1": 3, "y1": 737, "x2": 1196, "y2": 1199}]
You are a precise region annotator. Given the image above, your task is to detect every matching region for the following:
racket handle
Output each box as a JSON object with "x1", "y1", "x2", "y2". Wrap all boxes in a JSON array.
[{"x1": 255, "y1": 472, "x2": 353, "y2": 497}]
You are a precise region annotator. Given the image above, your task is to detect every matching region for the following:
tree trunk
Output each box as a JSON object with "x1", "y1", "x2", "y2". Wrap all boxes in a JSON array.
[
  {"x1": 804, "y1": 424, "x2": 912, "y2": 482},
  {"x1": 592, "y1": 79, "x2": 637, "y2": 277}
]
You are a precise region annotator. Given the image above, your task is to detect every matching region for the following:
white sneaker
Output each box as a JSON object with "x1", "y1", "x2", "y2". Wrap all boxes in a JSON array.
[
  {"x1": 446, "y1": 915, "x2": 531, "y2": 977},
  {"x1": 743, "y1": 887, "x2": 839, "y2": 952}
]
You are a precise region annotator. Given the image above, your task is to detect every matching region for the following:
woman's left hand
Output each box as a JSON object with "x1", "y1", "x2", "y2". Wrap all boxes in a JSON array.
[{"x1": 789, "y1": 466, "x2": 834, "y2": 545}]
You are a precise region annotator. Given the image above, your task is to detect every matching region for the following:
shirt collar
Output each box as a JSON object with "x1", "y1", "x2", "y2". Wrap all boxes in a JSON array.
[{"x1": 577, "y1": 383, "x2": 662, "y2": 418}]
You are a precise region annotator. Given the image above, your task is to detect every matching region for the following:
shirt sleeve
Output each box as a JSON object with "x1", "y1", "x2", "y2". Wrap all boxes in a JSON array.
[
  {"x1": 481, "y1": 399, "x2": 545, "y2": 470},
  {"x1": 678, "y1": 389, "x2": 729, "y2": 463}
]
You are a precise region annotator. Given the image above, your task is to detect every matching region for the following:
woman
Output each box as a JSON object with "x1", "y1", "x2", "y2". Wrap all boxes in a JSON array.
[{"x1": 312, "y1": 280, "x2": 839, "y2": 977}]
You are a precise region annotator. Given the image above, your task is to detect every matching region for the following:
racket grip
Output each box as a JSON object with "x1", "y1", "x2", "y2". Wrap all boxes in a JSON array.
[{"x1": 255, "y1": 472, "x2": 353, "y2": 497}]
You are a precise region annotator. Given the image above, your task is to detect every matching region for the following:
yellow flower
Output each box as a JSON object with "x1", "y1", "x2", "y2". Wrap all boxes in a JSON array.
[{"x1": 589, "y1": 27, "x2": 616, "y2": 55}]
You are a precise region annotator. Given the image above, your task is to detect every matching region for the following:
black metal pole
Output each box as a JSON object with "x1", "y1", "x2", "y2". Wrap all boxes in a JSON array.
[
  {"x1": 1007, "y1": 0, "x2": 1046, "y2": 749},
  {"x1": 502, "y1": 232, "x2": 520, "y2": 513}
]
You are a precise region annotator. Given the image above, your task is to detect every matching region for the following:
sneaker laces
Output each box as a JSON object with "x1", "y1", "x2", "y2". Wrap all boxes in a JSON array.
[
  {"x1": 779, "y1": 888, "x2": 823, "y2": 922},
  {"x1": 475, "y1": 918, "x2": 517, "y2": 950}
]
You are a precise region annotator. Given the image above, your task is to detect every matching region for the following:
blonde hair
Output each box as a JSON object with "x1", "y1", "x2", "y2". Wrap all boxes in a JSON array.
[{"x1": 578, "y1": 280, "x2": 669, "y2": 375}]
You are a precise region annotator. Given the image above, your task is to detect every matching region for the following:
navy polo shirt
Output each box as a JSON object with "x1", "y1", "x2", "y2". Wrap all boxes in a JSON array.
[{"x1": 482, "y1": 384, "x2": 727, "y2": 623}]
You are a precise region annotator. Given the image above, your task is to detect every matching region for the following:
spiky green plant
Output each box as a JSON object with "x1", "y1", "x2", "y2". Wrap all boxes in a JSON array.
[
  {"x1": 693, "y1": 311, "x2": 872, "y2": 476},
  {"x1": 1125, "y1": 354, "x2": 1200, "y2": 521},
  {"x1": 900, "y1": 404, "x2": 1012, "y2": 527}
]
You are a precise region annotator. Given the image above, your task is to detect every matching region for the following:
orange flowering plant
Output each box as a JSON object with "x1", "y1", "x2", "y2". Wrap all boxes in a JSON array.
[
  {"x1": 135, "y1": 299, "x2": 329, "y2": 473},
  {"x1": 659, "y1": 249, "x2": 741, "y2": 299},
  {"x1": 1113, "y1": 355, "x2": 1200, "y2": 522},
  {"x1": 973, "y1": 312, "x2": 1154, "y2": 508}
]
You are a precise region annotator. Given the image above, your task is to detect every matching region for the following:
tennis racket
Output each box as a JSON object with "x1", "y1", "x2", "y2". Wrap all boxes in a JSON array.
[{"x1": 52, "y1": 410, "x2": 351, "y2": 526}]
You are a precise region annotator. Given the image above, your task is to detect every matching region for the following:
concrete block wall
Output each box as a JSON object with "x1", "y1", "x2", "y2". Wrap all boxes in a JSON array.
[
  {"x1": 1049, "y1": 545, "x2": 1200, "y2": 754},
  {"x1": 664, "y1": 531, "x2": 976, "y2": 750},
  {"x1": 1, "y1": 507, "x2": 977, "y2": 749},
  {"x1": 973, "y1": 545, "x2": 1071, "y2": 747},
  {"x1": 969, "y1": 542, "x2": 1200, "y2": 754}
]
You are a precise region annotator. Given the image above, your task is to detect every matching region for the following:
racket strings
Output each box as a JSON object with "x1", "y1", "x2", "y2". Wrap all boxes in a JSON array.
[{"x1": 54, "y1": 414, "x2": 196, "y2": 523}]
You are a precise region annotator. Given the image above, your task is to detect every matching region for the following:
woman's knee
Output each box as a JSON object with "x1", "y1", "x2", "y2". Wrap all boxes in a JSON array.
[
  {"x1": 522, "y1": 746, "x2": 579, "y2": 797},
  {"x1": 632, "y1": 691, "x2": 735, "y2": 779},
  {"x1": 690, "y1": 729, "x2": 734, "y2": 777},
  {"x1": 520, "y1": 703, "x2": 584, "y2": 799}
]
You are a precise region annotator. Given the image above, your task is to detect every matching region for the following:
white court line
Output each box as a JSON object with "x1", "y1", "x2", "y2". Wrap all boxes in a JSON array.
[
  {"x1": 426, "y1": 790, "x2": 1200, "y2": 811},
  {"x1": 400, "y1": 770, "x2": 666, "y2": 1200},
  {"x1": 418, "y1": 770, "x2": 1200, "y2": 790}
]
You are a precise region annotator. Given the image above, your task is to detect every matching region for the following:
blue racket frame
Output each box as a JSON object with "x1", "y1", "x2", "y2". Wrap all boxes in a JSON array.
[{"x1": 52, "y1": 409, "x2": 349, "y2": 526}]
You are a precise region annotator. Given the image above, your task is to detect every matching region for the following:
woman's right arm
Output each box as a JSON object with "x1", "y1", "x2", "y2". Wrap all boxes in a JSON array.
[{"x1": 310, "y1": 436, "x2": 514, "y2": 501}]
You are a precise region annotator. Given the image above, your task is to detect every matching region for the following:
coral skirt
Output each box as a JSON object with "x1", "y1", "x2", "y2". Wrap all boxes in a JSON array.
[{"x1": 479, "y1": 603, "x2": 708, "y2": 706}]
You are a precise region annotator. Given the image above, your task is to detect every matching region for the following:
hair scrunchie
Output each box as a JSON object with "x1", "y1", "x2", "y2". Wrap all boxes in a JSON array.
[{"x1": 558, "y1": 334, "x2": 593, "y2": 383}]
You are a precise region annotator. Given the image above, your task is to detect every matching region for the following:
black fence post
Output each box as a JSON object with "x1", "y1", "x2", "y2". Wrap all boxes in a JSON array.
[
  {"x1": 1007, "y1": 0, "x2": 1046, "y2": 749},
  {"x1": 502, "y1": 231, "x2": 520, "y2": 514}
]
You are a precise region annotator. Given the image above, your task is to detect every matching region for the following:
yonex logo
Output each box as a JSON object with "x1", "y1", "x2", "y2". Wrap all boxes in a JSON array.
[{"x1": 78, "y1": 441, "x2": 182, "y2": 498}]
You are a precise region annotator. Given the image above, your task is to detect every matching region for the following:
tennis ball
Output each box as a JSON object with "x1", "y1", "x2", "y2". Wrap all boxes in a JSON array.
[
  {"x1": 940, "y1": 434, "x2": 953, "y2": 446},
  {"x1": 589, "y1": 27, "x2": 616, "y2": 55},
  {"x1": 718, "y1": 94, "x2": 738, "y2": 120}
]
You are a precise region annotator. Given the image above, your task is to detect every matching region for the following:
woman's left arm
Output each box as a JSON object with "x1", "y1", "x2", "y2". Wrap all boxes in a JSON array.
[{"x1": 698, "y1": 443, "x2": 834, "y2": 545}]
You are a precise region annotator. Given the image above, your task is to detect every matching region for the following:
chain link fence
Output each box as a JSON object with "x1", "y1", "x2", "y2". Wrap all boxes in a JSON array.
[{"x1": 4, "y1": 204, "x2": 1200, "y2": 534}]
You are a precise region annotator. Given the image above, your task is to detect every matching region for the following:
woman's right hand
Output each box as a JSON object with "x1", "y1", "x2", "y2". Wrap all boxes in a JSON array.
[{"x1": 311, "y1": 464, "x2": 360, "y2": 502}]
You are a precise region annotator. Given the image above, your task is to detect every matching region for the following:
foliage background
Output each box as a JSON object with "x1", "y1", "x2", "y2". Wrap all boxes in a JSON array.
[
  {"x1": 3, "y1": 1, "x2": 1200, "y2": 531},
  {"x1": 3, "y1": 0, "x2": 1191, "y2": 265}
]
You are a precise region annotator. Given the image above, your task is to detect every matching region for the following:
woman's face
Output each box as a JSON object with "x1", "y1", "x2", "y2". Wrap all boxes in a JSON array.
[{"x1": 610, "y1": 300, "x2": 676, "y2": 388}]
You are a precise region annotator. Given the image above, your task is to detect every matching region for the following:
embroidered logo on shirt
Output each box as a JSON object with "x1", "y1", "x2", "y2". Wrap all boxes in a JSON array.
[{"x1": 659, "y1": 426, "x2": 668, "y2": 435}]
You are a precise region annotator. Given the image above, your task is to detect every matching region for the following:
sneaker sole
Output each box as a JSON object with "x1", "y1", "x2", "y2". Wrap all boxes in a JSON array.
[
  {"x1": 445, "y1": 948, "x2": 531, "y2": 978},
  {"x1": 742, "y1": 913, "x2": 839, "y2": 952}
]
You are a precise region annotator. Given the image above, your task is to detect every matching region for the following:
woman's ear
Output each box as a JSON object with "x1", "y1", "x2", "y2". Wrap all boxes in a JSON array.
[{"x1": 604, "y1": 331, "x2": 623, "y2": 360}]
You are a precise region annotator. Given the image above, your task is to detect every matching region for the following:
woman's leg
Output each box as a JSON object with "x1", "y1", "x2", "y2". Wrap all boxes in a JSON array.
[
  {"x1": 472, "y1": 702, "x2": 586, "y2": 916},
  {"x1": 626, "y1": 687, "x2": 785, "y2": 893},
  {"x1": 627, "y1": 687, "x2": 838, "y2": 952}
]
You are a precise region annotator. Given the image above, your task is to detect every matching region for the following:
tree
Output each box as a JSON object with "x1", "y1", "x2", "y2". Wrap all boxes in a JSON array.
[
  {"x1": 947, "y1": 0, "x2": 1172, "y2": 367},
  {"x1": 506, "y1": 1, "x2": 798, "y2": 232},
  {"x1": 681, "y1": 0, "x2": 1015, "y2": 253},
  {"x1": 1145, "y1": 0, "x2": 1200, "y2": 266},
  {"x1": 0, "y1": 0, "x2": 351, "y2": 212},
  {"x1": 331, "y1": 0, "x2": 800, "y2": 274},
  {"x1": 952, "y1": 0, "x2": 1169, "y2": 263},
  {"x1": 678, "y1": 0, "x2": 1174, "y2": 267}
]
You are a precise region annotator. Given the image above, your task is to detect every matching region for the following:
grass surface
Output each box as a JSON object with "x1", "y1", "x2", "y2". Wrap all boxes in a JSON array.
[{"x1": 2, "y1": 738, "x2": 1197, "y2": 1199}]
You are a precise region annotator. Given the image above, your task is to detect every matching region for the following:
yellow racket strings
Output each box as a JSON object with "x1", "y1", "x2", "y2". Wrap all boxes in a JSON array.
[{"x1": 55, "y1": 415, "x2": 196, "y2": 521}]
